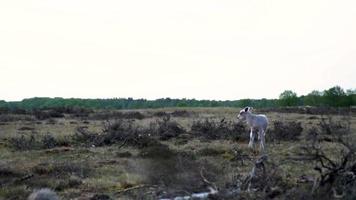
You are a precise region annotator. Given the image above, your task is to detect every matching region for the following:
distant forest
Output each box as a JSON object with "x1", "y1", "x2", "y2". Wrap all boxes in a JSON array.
[{"x1": 0, "y1": 86, "x2": 355, "y2": 110}]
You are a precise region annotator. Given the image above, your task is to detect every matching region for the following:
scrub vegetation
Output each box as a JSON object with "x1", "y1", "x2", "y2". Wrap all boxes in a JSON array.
[{"x1": 0, "y1": 107, "x2": 355, "y2": 199}]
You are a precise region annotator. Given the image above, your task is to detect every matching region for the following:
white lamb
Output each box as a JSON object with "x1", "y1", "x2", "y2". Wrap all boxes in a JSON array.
[{"x1": 238, "y1": 107, "x2": 268, "y2": 152}]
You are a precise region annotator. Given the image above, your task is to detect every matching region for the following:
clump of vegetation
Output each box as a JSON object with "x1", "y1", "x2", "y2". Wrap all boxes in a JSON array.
[
  {"x1": 150, "y1": 116, "x2": 186, "y2": 140},
  {"x1": 0, "y1": 114, "x2": 35, "y2": 122},
  {"x1": 269, "y1": 121, "x2": 303, "y2": 141},
  {"x1": 139, "y1": 144, "x2": 219, "y2": 199},
  {"x1": 190, "y1": 118, "x2": 247, "y2": 141},
  {"x1": 153, "y1": 111, "x2": 170, "y2": 117},
  {"x1": 318, "y1": 116, "x2": 350, "y2": 136},
  {"x1": 32, "y1": 161, "x2": 91, "y2": 178},
  {"x1": 73, "y1": 120, "x2": 158, "y2": 148},
  {"x1": 297, "y1": 119, "x2": 356, "y2": 199},
  {"x1": 171, "y1": 110, "x2": 191, "y2": 117},
  {"x1": 33, "y1": 109, "x2": 65, "y2": 120},
  {"x1": 18, "y1": 126, "x2": 35, "y2": 131},
  {"x1": 8, "y1": 133, "x2": 67, "y2": 151},
  {"x1": 90, "y1": 111, "x2": 145, "y2": 120}
]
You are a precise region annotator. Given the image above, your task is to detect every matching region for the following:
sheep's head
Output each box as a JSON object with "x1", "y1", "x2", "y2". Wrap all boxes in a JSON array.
[{"x1": 238, "y1": 107, "x2": 252, "y2": 120}]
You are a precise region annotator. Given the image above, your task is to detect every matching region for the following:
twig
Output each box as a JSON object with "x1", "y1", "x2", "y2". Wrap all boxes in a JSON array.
[
  {"x1": 117, "y1": 138, "x2": 128, "y2": 149},
  {"x1": 200, "y1": 167, "x2": 218, "y2": 191},
  {"x1": 114, "y1": 184, "x2": 149, "y2": 195}
]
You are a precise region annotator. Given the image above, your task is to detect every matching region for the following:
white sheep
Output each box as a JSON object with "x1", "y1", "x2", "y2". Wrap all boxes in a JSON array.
[{"x1": 238, "y1": 107, "x2": 268, "y2": 152}]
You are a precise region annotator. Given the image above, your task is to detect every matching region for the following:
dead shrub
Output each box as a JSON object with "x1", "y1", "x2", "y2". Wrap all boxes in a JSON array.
[
  {"x1": 0, "y1": 114, "x2": 35, "y2": 122},
  {"x1": 153, "y1": 111, "x2": 170, "y2": 117},
  {"x1": 295, "y1": 117, "x2": 356, "y2": 199},
  {"x1": 8, "y1": 133, "x2": 66, "y2": 151},
  {"x1": 52, "y1": 107, "x2": 93, "y2": 118},
  {"x1": 269, "y1": 121, "x2": 303, "y2": 141},
  {"x1": 33, "y1": 109, "x2": 64, "y2": 120},
  {"x1": 73, "y1": 120, "x2": 157, "y2": 148},
  {"x1": 190, "y1": 118, "x2": 247, "y2": 141},
  {"x1": 8, "y1": 135, "x2": 38, "y2": 150},
  {"x1": 41, "y1": 134, "x2": 58, "y2": 149},
  {"x1": 318, "y1": 116, "x2": 350, "y2": 136},
  {"x1": 171, "y1": 110, "x2": 191, "y2": 117},
  {"x1": 150, "y1": 116, "x2": 186, "y2": 140},
  {"x1": 90, "y1": 111, "x2": 145, "y2": 120}
]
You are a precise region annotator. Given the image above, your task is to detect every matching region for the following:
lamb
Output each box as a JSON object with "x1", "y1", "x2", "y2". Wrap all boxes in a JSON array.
[{"x1": 238, "y1": 107, "x2": 268, "y2": 152}]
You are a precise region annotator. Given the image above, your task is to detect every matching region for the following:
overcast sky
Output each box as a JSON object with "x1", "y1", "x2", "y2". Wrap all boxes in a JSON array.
[{"x1": 0, "y1": 0, "x2": 355, "y2": 101}]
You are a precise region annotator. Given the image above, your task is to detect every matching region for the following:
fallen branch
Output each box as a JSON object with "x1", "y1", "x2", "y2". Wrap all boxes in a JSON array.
[
  {"x1": 242, "y1": 155, "x2": 268, "y2": 191},
  {"x1": 114, "y1": 184, "x2": 149, "y2": 195},
  {"x1": 200, "y1": 167, "x2": 218, "y2": 191}
]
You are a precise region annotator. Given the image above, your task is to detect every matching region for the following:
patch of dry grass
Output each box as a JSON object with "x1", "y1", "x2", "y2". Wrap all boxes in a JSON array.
[{"x1": 0, "y1": 108, "x2": 355, "y2": 199}]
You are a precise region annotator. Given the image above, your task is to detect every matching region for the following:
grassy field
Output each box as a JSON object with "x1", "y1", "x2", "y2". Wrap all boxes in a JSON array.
[{"x1": 0, "y1": 107, "x2": 355, "y2": 200}]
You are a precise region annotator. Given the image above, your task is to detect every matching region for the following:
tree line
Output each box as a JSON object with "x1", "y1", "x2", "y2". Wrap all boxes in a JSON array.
[{"x1": 0, "y1": 86, "x2": 354, "y2": 111}]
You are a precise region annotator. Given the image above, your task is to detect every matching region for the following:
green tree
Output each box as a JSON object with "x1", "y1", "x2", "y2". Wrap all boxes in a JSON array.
[
  {"x1": 304, "y1": 90, "x2": 323, "y2": 106},
  {"x1": 323, "y1": 86, "x2": 347, "y2": 107},
  {"x1": 279, "y1": 90, "x2": 298, "y2": 106}
]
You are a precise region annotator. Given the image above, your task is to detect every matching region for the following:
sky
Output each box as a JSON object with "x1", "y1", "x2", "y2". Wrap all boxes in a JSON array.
[{"x1": 0, "y1": 0, "x2": 355, "y2": 101}]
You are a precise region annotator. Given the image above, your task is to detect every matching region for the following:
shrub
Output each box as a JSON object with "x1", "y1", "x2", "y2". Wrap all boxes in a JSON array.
[
  {"x1": 318, "y1": 116, "x2": 350, "y2": 136},
  {"x1": 171, "y1": 110, "x2": 191, "y2": 117},
  {"x1": 153, "y1": 111, "x2": 170, "y2": 117},
  {"x1": 190, "y1": 118, "x2": 247, "y2": 141},
  {"x1": 297, "y1": 121, "x2": 356, "y2": 199},
  {"x1": 73, "y1": 120, "x2": 157, "y2": 148},
  {"x1": 8, "y1": 133, "x2": 65, "y2": 151},
  {"x1": 0, "y1": 114, "x2": 35, "y2": 122},
  {"x1": 150, "y1": 116, "x2": 186, "y2": 140},
  {"x1": 33, "y1": 109, "x2": 64, "y2": 120},
  {"x1": 269, "y1": 121, "x2": 303, "y2": 141},
  {"x1": 32, "y1": 161, "x2": 91, "y2": 178},
  {"x1": 90, "y1": 111, "x2": 145, "y2": 120}
]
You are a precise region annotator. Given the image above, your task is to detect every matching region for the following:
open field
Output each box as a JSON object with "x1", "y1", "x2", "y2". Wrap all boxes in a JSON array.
[{"x1": 0, "y1": 107, "x2": 355, "y2": 200}]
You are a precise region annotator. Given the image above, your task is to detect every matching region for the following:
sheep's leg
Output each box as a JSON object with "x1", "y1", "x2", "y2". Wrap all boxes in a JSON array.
[
  {"x1": 259, "y1": 129, "x2": 266, "y2": 153},
  {"x1": 248, "y1": 128, "x2": 254, "y2": 148}
]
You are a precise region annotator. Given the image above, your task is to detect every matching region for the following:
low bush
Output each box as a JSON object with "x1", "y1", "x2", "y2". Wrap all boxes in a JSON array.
[
  {"x1": 150, "y1": 116, "x2": 186, "y2": 140},
  {"x1": 8, "y1": 133, "x2": 66, "y2": 151},
  {"x1": 297, "y1": 120, "x2": 356, "y2": 199},
  {"x1": 152, "y1": 111, "x2": 170, "y2": 117},
  {"x1": 318, "y1": 116, "x2": 350, "y2": 136},
  {"x1": 33, "y1": 109, "x2": 65, "y2": 120},
  {"x1": 269, "y1": 121, "x2": 303, "y2": 141},
  {"x1": 73, "y1": 120, "x2": 157, "y2": 148},
  {"x1": 32, "y1": 161, "x2": 91, "y2": 178},
  {"x1": 190, "y1": 118, "x2": 247, "y2": 141},
  {"x1": 0, "y1": 114, "x2": 35, "y2": 122},
  {"x1": 171, "y1": 110, "x2": 191, "y2": 117},
  {"x1": 89, "y1": 111, "x2": 145, "y2": 120}
]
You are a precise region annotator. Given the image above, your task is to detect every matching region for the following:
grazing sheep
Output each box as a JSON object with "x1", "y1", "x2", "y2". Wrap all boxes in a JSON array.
[
  {"x1": 238, "y1": 107, "x2": 268, "y2": 152},
  {"x1": 27, "y1": 188, "x2": 59, "y2": 200}
]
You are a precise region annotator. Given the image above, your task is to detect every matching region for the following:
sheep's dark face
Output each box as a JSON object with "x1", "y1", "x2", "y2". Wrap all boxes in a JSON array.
[{"x1": 238, "y1": 107, "x2": 250, "y2": 120}]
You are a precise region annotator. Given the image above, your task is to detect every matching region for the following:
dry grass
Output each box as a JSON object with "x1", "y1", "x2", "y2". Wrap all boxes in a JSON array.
[{"x1": 0, "y1": 107, "x2": 355, "y2": 199}]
